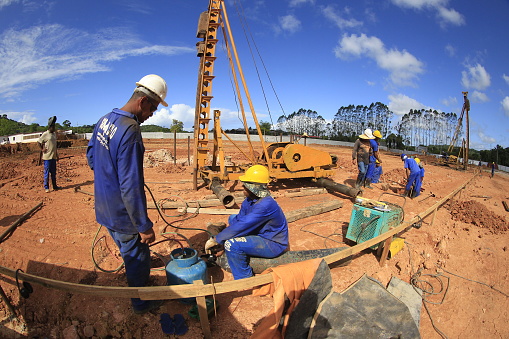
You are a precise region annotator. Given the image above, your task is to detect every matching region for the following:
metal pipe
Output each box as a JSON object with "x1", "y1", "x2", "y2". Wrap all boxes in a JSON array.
[
  {"x1": 315, "y1": 178, "x2": 361, "y2": 198},
  {"x1": 210, "y1": 179, "x2": 236, "y2": 208}
]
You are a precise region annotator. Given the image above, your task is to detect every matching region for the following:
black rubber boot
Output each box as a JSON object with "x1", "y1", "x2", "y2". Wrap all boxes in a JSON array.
[
  {"x1": 364, "y1": 178, "x2": 373, "y2": 189},
  {"x1": 402, "y1": 190, "x2": 410, "y2": 197}
]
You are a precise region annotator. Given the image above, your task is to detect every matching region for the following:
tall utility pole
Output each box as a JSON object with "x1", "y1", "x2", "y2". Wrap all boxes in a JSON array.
[{"x1": 462, "y1": 91, "x2": 470, "y2": 170}]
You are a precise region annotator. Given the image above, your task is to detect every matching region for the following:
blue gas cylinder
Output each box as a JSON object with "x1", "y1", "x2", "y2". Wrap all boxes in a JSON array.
[{"x1": 166, "y1": 248, "x2": 208, "y2": 302}]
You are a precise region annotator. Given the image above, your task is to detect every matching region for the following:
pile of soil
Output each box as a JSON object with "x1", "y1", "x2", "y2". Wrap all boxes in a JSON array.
[{"x1": 446, "y1": 199, "x2": 508, "y2": 233}]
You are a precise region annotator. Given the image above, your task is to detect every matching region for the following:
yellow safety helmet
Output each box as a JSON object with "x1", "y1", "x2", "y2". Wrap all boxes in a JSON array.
[
  {"x1": 239, "y1": 165, "x2": 270, "y2": 184},
  {"x1": 415, "y1": 158, "x2": 421, "y2": 164},
  {"x1": 373, "y1": 130, "x2": 382, "y2": 138}
]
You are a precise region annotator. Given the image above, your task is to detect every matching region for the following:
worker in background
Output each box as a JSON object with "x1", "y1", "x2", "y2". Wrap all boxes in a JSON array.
[
  {"x1": 86, "y1": 74, "x2": 168, "y2": 314},
  {"x1": 352, "y1": 129, "x2": 375, "y2": 189},
  {"x1": 205, "y1": 165, "x2": 289, "y2": 280},
  {"x1": 38, "y1": 116, "x2": 59, "y2": 193},
  {"x1": 371, "y1": 160, "x2": 383, "y2": 184},
  {"x1": 364, "y1": 130, "x2": 383, "y2": 189},
  {"x1": 401, "y1": 154, "x2": 420, "y2": 198},
  {"x1": 491, "y1": 162, "x2": 496, "y2": 178},
  {"x1": 412, "y1": 158, "x2": 425, "y2": 198}
]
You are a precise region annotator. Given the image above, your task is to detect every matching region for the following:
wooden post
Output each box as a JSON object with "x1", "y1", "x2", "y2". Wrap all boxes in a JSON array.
[
  {"x1": 0, "y1": 284, "x2": 16, "y2": 318},
  {"x1": 194, "y1": 280, "x2": 212, "y2": 339},
  {"x1": 379, "y1": 236, "x2": 393, "y2": 266},
  {"x1": 430, "y1": 207, "x2": 438, "y2": 227},
  {"x1": 0, "y1": 202, "x2": 43, "y2": 242},
  {"x1": 187, "y1": 136, "x2": 191, "y2": 166},
  {"x1": 174, "y1": 130, "x2": 177, "y2": 165}
]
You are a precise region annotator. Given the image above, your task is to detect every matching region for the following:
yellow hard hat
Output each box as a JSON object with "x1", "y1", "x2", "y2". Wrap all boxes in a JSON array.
[
  {"x1": 239, "y1": 165, "x2": 270, "y2": 184},
  {"x1": 415, "y1": 158, "x2": 420, "y2": 164},
  {"x1": 373, "y1": 130, "x2": 382, "y2": 138}
]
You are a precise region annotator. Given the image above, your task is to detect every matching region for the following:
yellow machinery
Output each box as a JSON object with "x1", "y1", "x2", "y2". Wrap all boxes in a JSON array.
[
  {"x1": 192, "y1": 0, "x2": 358, "y2": 204},
  {"x1": 440, "y1": 91, "x2": 470, "y2": 167}
]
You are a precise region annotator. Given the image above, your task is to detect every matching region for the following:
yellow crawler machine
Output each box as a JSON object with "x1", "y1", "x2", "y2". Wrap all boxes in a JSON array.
[{"x1": 192, "y1": 0, "x2": 358, "y2": 204}]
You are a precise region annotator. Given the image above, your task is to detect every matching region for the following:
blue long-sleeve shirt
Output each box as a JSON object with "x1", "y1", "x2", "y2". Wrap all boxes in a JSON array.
[
  {"x1": 215, "y1": 196, "x2": 288, "y2": 247},
  {"x1": 404, "y1": 158, "x2": 421, "y2": 174},
  {"x1": 86, "y1": 109, "x2": 153, "y2": 234}
]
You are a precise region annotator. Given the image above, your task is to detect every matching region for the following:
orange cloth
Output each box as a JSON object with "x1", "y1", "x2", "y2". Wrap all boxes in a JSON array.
[{"x1": 250, "y1": 258, "x2": 323, "y2": 339}]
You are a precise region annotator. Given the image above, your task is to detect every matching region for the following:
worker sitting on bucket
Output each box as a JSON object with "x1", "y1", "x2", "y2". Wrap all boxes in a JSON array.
[
  {"x1": 401, "y1": 154, "x2": 420, "y2": 198},
  {"x1": 205, "y1": 165, "x2": 289, "y2": 280}
]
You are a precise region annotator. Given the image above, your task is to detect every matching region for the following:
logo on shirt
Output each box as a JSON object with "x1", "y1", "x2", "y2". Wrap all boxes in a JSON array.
[{"x1": 96, "y1": 117, "x2": 117, "y2": 150}]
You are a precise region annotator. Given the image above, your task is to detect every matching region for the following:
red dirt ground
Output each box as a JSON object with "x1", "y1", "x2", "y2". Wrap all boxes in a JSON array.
[{"x1": 0, "y1": 139, "x2": 508, "y2": 338}]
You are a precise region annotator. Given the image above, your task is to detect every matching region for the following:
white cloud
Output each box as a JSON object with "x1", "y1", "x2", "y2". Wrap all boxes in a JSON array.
[
  {"x1": 279, "y1": 15, "x2": 301, "y2": 33},
  {"x1": 391, "y1": 0, "x2": 465, "y2": 27},
  {"x1": 388, "y1": 93, "x2": 428, "y2": 115},
  {"x1": 436, "y1": 6, "x2": 465, "y2": 27},
  {"x1": 0, "y1": 24, "x2": 194, "y2": 99},
  {"x1": 322, "y1": 5, "x2": 363, "y2": 29},
  {"x1": 502, "y1": 96, "x2": 509, "y2": 118},
  {"x1": 143, "y1": 104, "x2": 195, "y2": 129},
  {"x1": 503, "y1": 74, "x2": 509, "y2": 85},
  {"x1": 1, "y1": 110, "x2": 37, "y2": 124},
  {"x1": 334, "y1": 33, "x2": 424, "y2": 87},
  {"x1": 461, "y1": 64, "x2": 491, "y2": 90},
  {"x1": 441, "y1": 96, "x2": 457, "y2": 107},
  {"x1": 476, "y1": 131, "x2": 496, "y2": 145},
  {"x1": 445, "y1": 44, "x2": 455, "y2": 57},
  {"x1": 470, "y1": 90, "x2": 489, "y2": 103},
  {"x1": 0, "y1": 0, "x2": 20, "y2": 9},
  {"x1": 289, "y1": 0, "x2": 315, "y2": 7}
]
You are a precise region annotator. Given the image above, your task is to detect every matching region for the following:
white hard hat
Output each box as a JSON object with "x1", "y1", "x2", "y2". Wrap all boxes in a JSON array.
[
  {"x1": 135, "y1": 74, "x2": 168, "y2": 107},
  {"x1": 363, "y1": 128, "x2": 375, "y2": 139}
]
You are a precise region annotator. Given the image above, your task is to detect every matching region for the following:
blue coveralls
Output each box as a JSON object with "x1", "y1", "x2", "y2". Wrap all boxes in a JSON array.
[
  {"x1": 86, "y1": 109, "x2": 153, "y2": 312},
  {"x1": 366, "y1": 139, "x2": 379, "y2": 180},
  {"x1": 371, "y1": 165, "x2": 383, "y2": 183},
  {"x1": 412, "y1": 166, "x2": 425, "y2": 197},
  {"x1": 404, "y1": 158, "x2": 421, "y2": 193},
  {"x1": 215, "y1": 196, "x2": 288, "y2": 280}
]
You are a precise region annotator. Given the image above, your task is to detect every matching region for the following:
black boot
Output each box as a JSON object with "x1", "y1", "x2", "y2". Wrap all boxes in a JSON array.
[
  {"x1": 355, "y1": 176, "x2": 363, "y2": 189},
  {"x1": 364, "y1": 178, "x2": 373, "y2": 189},
  {"x1": 402, "y1": 190, "x2": 410, "y2": 197}
]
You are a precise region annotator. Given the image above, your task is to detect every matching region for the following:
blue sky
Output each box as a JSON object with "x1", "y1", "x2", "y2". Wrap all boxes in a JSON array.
[{"x1": 1, "y1": 0, "x2": 508, "y2": 150}]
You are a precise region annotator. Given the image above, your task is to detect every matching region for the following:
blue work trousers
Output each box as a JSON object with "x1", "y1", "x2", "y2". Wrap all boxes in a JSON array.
[
  {"x1": 413, "y1": 178, "x2": 422, "y2": 197},
  {"x1": 107, "y1": 229, "x2": 151, "y2": 311},
  {"x1": 357, "y1": 161, "x2": 369, "y2": 182},
  {"x1": 405, "y1": 171, "x2": 420, "y2": 191},
  {"x1": 366, "y1": 156, "x2": 376, "y2": 180},
  {"x1": 224, "y1": 235, "x2": 286, "y2": 280},
  {"x1": 43, "y1": 159, "x2": 57, "y2": 189}
]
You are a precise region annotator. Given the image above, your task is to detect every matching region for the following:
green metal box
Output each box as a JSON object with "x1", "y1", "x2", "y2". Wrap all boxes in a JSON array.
[{"x1": 346, "y1": 203, "x2": 403, "y2": 249}]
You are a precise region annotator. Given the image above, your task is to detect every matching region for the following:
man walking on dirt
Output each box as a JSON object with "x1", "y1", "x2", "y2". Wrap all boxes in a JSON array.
[
  {"x1": 38, "y1": 116, "x2": 59, "y2": 193},
  {"x1": 86, "y1": 74, "x2": 168, "y2": 314}
]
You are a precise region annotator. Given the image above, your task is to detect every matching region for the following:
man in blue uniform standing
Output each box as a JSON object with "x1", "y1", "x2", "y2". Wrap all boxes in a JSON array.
[
  {"x1": 412, "y1": 158, "x2": 425, "y2": 198},
  {"x1": 87, "y1": 74, "x2": 168, "y2": 314},
  {"x1": 205, "y1": 165, "x2": 289, "y2": 280},
  {"x1": 365, "y1": 129, "x2": 383, "y2": 189},
  {"x1": 401, "y1": 154, "x2": 421, "y2": 198}
]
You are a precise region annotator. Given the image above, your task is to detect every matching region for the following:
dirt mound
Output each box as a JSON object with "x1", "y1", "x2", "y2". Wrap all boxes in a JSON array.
[
  {"x1": 446, "y1": 199, "x2": 508, "y2": 234},
  {"x1": 380, "y1": 168, "x2": 406, "y2": 184},
  {"x1": 0, "y1": 162, "x2": 19, "y2": 180}
]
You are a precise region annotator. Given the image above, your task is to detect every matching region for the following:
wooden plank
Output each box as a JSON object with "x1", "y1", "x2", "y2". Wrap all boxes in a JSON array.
[
  {"x1": 176, "y1": 207, "x2": 239, "y2": 215},
  {"x1": 379, "y1": 236, "x2": 393, "y2": 267},
  {"x1": 0, "y1": 202, "x2": 43, "y2": 242},
  {"x1": 194, "y1": 280, "x2": 212, "y2": 339},
  {"x1": 285, "y1": 188, "x2": 327, "y2": 198},
  {"x1": 502, "y1": 201, "x2": 509, "y2": 212},
  {"x1": 284, "y1": 200, "x2": 343, "y2": 223}
]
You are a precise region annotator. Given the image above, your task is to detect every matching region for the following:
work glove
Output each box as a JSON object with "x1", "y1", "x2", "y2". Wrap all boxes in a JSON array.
[{"x1": 205, "y1": 237, "x2": 222, "y2": 254}]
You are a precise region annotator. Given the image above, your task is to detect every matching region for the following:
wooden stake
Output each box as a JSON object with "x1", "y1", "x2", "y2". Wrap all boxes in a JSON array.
[
  {"x1": 194, "y1": 280, "x2": 212, "y2": 339},
  {"x1": 0, "y1": 202, "x2": 43, "y2": 242}
]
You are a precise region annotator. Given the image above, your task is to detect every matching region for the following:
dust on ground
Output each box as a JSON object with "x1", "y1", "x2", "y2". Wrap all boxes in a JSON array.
[{"x1": 0, "y1": 140, "x2": 508, "y2": 339}]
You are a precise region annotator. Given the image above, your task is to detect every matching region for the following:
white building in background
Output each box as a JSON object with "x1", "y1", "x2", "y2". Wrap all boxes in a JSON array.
[
  {"x1": 5, "y1": 130, "x2": 73, "y2": 144},
  {"x1": 7, "y1": 132, "x2": 43, "y2": 144}
]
